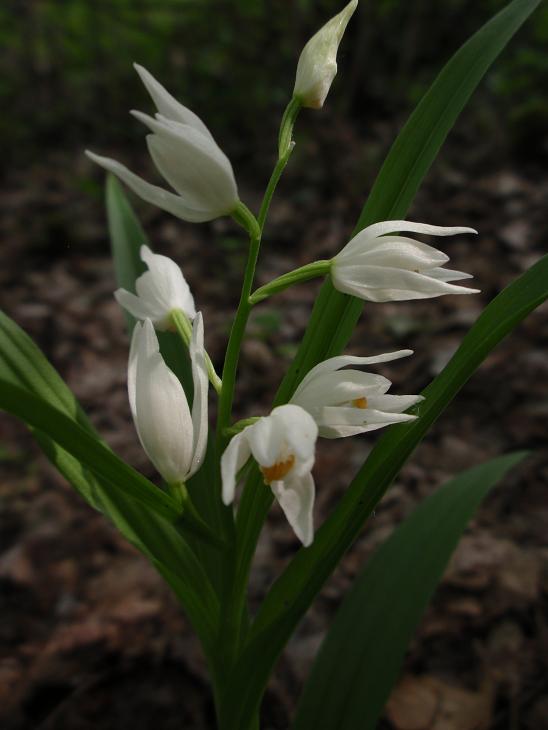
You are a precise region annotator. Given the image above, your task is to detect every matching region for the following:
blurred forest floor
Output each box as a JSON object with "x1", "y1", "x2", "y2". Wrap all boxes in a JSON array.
[{"x1": 1, "y1": 1, "x2": 548, "y2": 728}]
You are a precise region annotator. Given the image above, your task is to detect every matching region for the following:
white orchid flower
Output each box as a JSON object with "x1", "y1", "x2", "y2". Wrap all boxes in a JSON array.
[
  {"x1": 291, "y1": 350, "x2": 423, "y2": 438},
  {"x1": 331, "y1": 220, "x2": 479, "y2": 302},
  {"x1": 86, "y1": 64, "x2": 238, "y2": 223},
  {"x1": 115, "y1": 245, "x2": 195, "y2": 330},
  {"x1": 294, "y1": 0, "x2": 358, "y2": 109},
  {"x1": 129, "y1": 316, "x2": 208, "y2": 485},
  {"x1": 221, "y1": 404, "x2": 318, "y2": 546}
]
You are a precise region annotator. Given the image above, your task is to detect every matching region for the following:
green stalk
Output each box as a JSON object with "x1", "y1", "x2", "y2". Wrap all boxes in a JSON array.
[
  {"x1": 214, "y1": 128, "x2": 297, "y2": 711},
  {"x1": 250, "y1": 260, "x2": 332, "y2": 304}
]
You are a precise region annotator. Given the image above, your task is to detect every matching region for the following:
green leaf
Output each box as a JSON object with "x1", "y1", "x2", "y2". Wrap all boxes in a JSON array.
[
  {"x1": 292, "y1": 452, "x2": 527, "y2": 730},
  {"x1": 105, "y1": 175, "x2": 224, "y2": 590},
  {"x1": 223, "y1": 250, "x2": 548, "y2": 730},
  {"x1": 0, "y1": 378, "x2": 179, "y2": 521},
  {"x1": 0, "y1": 311, "x2": 220, "y2": 658},
  {"x1": 227, "y1": 3, "x2": 542, "y2": 718}
]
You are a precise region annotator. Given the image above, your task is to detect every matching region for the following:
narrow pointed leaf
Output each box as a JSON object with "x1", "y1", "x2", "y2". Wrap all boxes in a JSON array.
[
  {"x1": 293, "y1": 452, "x2": 527, "y2": 730},
  {"x1": 0, "y1": 311, "x2": 220, "y2": 654},
  {"x1": 223, "y1": 252, "x2": 548, "y2": 729},
  {"x1": 0, "y1": 378, "x2": 180, "y2": 521}
]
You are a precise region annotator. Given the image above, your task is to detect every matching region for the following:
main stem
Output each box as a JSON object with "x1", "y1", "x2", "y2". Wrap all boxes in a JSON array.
[{"x1": 214, "y1": 146, "x2": 296, "y2": 711}]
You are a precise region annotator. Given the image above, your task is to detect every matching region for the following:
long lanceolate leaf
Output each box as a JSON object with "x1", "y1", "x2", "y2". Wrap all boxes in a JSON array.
[
  {"x1": 292, "y1": 452, "x2": 527, "y2": 730},
  {"x1": 0, "y1": 311, "x2": 220, "y2": 660},
  {"x1": 0, "y1": 379, "x2": 179, "y2": 521},
  {"x1": 234, "y1": 0, "x2": 542, "y2": 593},
  {"x1": 222, "y1": 252, "x2": 548, "y2": 728}
]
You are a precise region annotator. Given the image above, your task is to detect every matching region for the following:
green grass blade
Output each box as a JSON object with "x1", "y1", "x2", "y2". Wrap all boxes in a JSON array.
[
  {"x1": 232, "y1": 0, "x2": 542, "y2": 672},
  {"x1": 0, "y1": 311, "x2": 219, "y2": 653},
  {"x1": 34, "y1": 432, "x2": 220, "y2": 656},
  {"x1": 0, "y1": 378, "x2": 180, "y2": 521},
  {"x1": 292, "y1": 452, "x2": 527, "y2": 730},
  {"x1": 223, "y1": 252, "x2": 548, "y2": 729}
]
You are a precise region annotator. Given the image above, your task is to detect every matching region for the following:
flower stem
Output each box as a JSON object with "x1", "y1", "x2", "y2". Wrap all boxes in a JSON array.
[
  {"x1": 214, "y1": 139, "x2": 296, "y2": 693},
  {"x1": 216, "y1": 145, "x2": 296, "y2": 445},
  {"x1": 170, "y1": 308, "x2": 222, "y2": 395},
  {"x1": 249, "y1": 259, "x2": 332, "y2": 304}
]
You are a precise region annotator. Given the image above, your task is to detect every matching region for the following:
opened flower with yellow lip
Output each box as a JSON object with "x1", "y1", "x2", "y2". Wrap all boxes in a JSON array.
[
  {"x1": 222, "y1": 404, "x2": 318, "y2": 546},
  {"x1": 291, "y1": 350, "x2": 423, "y2": 438}
]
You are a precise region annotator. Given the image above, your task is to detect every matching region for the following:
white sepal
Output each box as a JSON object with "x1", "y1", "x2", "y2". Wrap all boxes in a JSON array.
[
  {"x1": 294, "y1": 0, "x2": 358, "y2": 109},
  {"x1": 331, "y1": 221, "x2": 479, "y2": 302},
  {"x1": 115, "y1": 245, "x2": 195, "y2": 330}
]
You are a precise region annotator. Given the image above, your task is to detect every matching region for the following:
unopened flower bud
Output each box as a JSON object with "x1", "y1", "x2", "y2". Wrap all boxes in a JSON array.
[{"x1": 293, "y1": 0, "x2": 358, "y2": 109}]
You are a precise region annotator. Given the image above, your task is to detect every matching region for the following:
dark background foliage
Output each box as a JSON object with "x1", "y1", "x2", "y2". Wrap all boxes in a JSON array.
[{"x1": 1, "y1": 1, "x2": 547, "y2": 728}]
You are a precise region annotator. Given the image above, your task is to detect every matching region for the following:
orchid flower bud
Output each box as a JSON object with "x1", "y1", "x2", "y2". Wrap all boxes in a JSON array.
[
  {"x1": 129, "y1": 316, "x2": 208, "y2": 485},
  {"x1": 222, "y1": 405, "x2": 318, "y2": 546},
  {"x1": 86, "y1": 64, "x2": 238, "y2": 223},
  {"x1": 291, "y1": 350, "x2": 423, "y2": 438},
  {"x1": 293, "y1": 0, "x2": 358, "y2": 109},
  {"x1": 331, "y1": 221, "x2": 480, "y2": 302},
  {"x1": 115, "y1": 245, "x2": 195, "y2": 331}
]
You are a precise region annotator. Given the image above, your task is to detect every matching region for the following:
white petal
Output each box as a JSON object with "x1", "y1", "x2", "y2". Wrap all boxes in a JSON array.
[
  {"x1": 127, "y1": 321, "x2": 143, "y2": 420},
  {"x1": 246, "y1": 415, "x2": 283, "y2": 467},
  {"x1": 271, "y1": 472, "x2": 315, "y2": 546},
  {"x1": 85, "y1": 151, "x2": 216, "y2": 223},
  {"x1": 427, "y1": 266, "x2": 475, "y2": 283},
  {"x1": 360, "y1": 220, "x2": 478, "y2": 240},
  {"x1": 139, "y1": 245, "x2": 196, "y2": 320},
  {"x1": 292, "y1": 371, "x2": 391, "y2": 412},
  {"x1": 293, "y1": 350, "x2": 413, "y2": 398},
  {"x1": 271, "y1": 405, "x2": 318, "y2": 462},
  {"x1": 115, "y1": 288, "x2": 159, "y2": 322},
  {"x1": 317, "y1": 405, "x2": 417, "y2": 437},
  {"x1": 221, "y1": 431, "x2": 251, "y2": 505},
  {"x1": 366, "y1": 394, "x2": 424, "y2": 413},
  {"x1": 333, "y1": 263, "x2": 479, "y2": 301},
  {"x1": 145, "y1": 125, "x2": 237, "y2": 215},
  {"x1": 128, "y1": 319, "x2": 159, "y2": 420},
  {"x1": 339, "y1": 236, "x2": 450, "y2": 269},
  {"x1": 187, "y1": 313, "x2": 209, "y2": 479},
  {"x1": 133, "y1": 63, "x2": 215, "y2": 140},
  {"x1": 134, "y1": 320, "x2": 193, "y2": 483}
]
